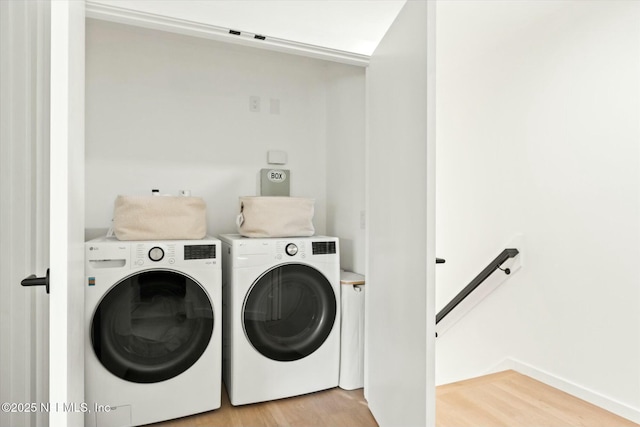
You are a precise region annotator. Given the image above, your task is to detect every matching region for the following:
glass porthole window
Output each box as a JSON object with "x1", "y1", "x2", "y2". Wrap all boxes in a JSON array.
[
  {"x1": 91, "y1": 270, "x2": 213, "y2": 383},
  {"x1": 243, "y1": 264, "x2": 337, "y2": 362}
]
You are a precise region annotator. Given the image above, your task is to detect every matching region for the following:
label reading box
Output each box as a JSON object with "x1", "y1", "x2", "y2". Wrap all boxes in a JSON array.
[{"x1": 260, "y1": 168, "x2": 290, "y2": 196}]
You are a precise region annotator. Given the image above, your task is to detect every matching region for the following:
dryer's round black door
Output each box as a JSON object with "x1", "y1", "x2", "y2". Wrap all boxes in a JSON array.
[
  {"x1": 243, "y1": 264, "x2": 336, "y2": 362},
  {"x1": 91, "y1": 270, "x2": 213, "y2": 383}
]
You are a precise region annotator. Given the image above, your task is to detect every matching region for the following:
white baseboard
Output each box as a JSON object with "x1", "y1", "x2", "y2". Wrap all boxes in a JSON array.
[{"x1": 488, "y1": 358, "x2": 640, "y2": 424}]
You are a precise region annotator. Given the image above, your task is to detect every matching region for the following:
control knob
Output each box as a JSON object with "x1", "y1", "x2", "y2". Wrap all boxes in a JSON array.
[
  {"x1": 285, "y1": 243, "x2": 298, "y2": 256},
  {"x1": 148, "y1": 247, "x2": 165, "y2": 262}
]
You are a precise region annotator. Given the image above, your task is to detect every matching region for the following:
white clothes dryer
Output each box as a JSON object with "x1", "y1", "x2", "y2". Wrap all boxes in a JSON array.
[
  {"x1": 219, "y1": 234, "x2": 340, "y2": 406},
  {"x1": 84, "y1": 237, "x2": 222, "y2": 427}
]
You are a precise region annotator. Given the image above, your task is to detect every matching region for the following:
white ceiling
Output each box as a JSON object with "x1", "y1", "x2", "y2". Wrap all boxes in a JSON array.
[{"x1": 88, "y1": 0, "x2": 407, "y2": 56}]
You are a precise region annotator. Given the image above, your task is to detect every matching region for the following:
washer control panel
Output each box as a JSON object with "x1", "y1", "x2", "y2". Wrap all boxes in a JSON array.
[
  {"x1": 134, "y1": 243, "x2": 176, "y2": 266},
  {"x1": 132, "y1": 241, "x2": 218, "y2": 268},
  {"x1": 275, "y1": 240, "x2": 307, "y2": 260},
  {"x1": 86, "y1": 237, "x2": 221, "y2": 272}
]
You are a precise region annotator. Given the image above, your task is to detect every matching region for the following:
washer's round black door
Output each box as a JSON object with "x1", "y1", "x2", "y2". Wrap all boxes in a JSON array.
[
  {"x1": 243, "y1": 264, "x2": 337, "y2": 362},
  {"x1": 91, "y1": 270, "x2": 213, "y2": 383}
]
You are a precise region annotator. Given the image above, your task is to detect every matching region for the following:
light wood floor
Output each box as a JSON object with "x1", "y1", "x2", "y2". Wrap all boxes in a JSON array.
[
  {"x1": 148, "y1": 386, "x2": 377, "y2": 427},
  {"x1": 148, "y1": 370, "x2": 638, "y2": 427},
  {"x1": 436, "y1": 370, "x2": 638, "y2": 427}
]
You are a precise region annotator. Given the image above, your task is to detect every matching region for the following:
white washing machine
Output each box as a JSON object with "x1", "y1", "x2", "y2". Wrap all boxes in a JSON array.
[
  {"x1": 219, "y1": 234, "x2": 340, "y2": 406},
  {"x1": 85, "y1": 237, "x2": 222, "y2": 427}
]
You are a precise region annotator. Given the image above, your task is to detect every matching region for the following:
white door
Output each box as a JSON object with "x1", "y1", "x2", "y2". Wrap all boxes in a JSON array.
[
  {"x1": 49, "y1": 1, "x2": 86, "y2": 427},
  {"x1": 365, "y1": 1, "x2": 436, "y2": 426},
  {"x1": 0, "y1": 2, "x2": 49, "y2": 427},
  {"x1": 0, "y1": 2, "x2": 85, "y2": 427}
]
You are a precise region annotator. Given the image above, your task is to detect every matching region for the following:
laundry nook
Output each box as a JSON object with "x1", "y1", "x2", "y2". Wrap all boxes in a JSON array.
[
  {"x1": 4, "y1": 1, "x2": 639, "y2": 427},
  {"x1": 80, "y1": 2, "x2": 381, "y2": 425}
]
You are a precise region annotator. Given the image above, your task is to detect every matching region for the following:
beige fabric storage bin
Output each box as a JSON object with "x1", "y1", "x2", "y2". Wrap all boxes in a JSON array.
[
  {"x1": 236, "y1": 196, "x2": 315, "y2": 238},
  {"x1": 113, "y1": 195, "x2": 207, "y2": 241}
]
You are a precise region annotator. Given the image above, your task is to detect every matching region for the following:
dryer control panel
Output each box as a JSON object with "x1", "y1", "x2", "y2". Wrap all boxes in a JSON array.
[{"x1": 224, "y1": 235, "x2": 338, "y2": 268}]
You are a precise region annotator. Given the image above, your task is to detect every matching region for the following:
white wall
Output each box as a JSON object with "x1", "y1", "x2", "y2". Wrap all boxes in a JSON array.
[
  {"x1": 86, "y1": 19, "x2": 367, "y2": 268},
  {"x1": 325, "y1": 63, "x2": 366, "y2": 274},
  {"x1": 86, "y1": 19, "x2": 334, "y2": 237},
  {"x1": 436, "y1": 0, "x2": 640, "y2": 421}
]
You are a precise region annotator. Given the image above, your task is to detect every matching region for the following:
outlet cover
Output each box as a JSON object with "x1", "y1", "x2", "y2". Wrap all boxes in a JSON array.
[{"x1": 249, "y1": 96, "x2": 260, "y2": 112}]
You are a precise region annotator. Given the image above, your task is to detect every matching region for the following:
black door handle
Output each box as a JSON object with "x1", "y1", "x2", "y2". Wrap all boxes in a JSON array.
[
  {"x1": 21, "y1": 268, "x2": 50, "y2": 294},
  {"x1": 436, "y1": 258, "x2": 446, "y2": 264}
]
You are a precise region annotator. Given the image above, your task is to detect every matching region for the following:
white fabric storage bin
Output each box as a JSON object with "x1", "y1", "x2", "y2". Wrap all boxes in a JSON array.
[
  {"x1": 236, "y1": 196, "x2": 315, "y2": 238},
  {"x1": 339, "y1": 271, "x2": 365, "y2": 390},
  {"x1": 113, "y1": 195, "x2": 207, "y2": 241}
]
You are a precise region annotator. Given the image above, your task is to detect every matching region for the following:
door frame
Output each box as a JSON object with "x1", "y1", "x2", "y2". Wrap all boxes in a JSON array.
[
  {"x1": 49, "y1": 2, "x2": 437, "y2": 426},
  {"x1": 49, "y1": 1, "x2": 85, "y2": 426}
]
